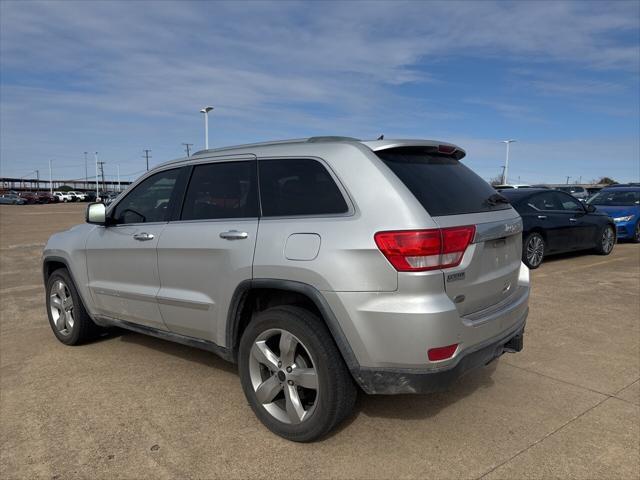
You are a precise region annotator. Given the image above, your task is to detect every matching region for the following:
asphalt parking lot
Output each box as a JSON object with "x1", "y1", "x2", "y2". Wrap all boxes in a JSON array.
[{"x1": 1, "y1": 203, "x2": 638, "y2": 479}]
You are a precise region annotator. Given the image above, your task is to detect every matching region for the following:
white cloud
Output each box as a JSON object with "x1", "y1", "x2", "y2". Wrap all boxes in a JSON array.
[{"x1": 0, "y1": 0, "x2": 638, "y2": 180}]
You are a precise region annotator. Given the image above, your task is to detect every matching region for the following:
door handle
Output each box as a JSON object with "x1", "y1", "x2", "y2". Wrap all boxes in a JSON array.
[
  {"x1": 569, "y1": 218, "x2": 577, "y2": 223},
  {"x1": 537, "y1": 215, "x2": 547, "y2": 220},
  {"x1": 220, "y1": 230, "x2": 248, "y2": 240},
  {"x1": 133, "y1": 232, "x2": 154, "y2": 241}
]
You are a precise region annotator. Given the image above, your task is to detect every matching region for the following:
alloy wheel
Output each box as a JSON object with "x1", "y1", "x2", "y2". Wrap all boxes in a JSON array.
[
  {"x1": 602, "y1": 227, "x2": 615, "y2": 253},
  {"x1": 49, "y1": 280, "x2": 75, "y2": 336},
  {"x1": 248, "y1": 328, "x2": 319, "y2": 425},
  {"x1": 526, "y1": 235, "x2": 544, "y2": 268},
  {"x1": 635, "y1": 223, "x2": 640, "y2": 242}
]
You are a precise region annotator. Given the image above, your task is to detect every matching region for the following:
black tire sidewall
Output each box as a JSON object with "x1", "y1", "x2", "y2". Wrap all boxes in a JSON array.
[
  {"x1": 238, "y1": 306, "x2": 354, "y2": 442},
  {"x1": 45, "y1": 269, "x2": 92, "y2": 345},
  {"x1": 523, "y1": 232, "x2": 544, "y2": 269},
  {"x1": 596, "y1": 225, "x2": 615, "y2": 254}
]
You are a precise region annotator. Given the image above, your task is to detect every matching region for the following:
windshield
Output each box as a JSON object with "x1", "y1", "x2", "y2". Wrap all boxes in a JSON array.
[{"x1": 588, "y1": 190, "x2": 640, "y2": 206}]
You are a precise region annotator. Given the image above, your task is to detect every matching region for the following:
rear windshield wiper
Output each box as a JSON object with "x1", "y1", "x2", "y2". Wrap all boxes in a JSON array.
[{"x1": 484, "y1": 193, "x2": 510, "y2": 207}]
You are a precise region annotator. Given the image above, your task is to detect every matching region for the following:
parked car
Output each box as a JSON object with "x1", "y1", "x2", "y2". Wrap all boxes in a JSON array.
[
  {"x1": 0, "y1": 193, "x2": 26, "y2": 205},
  {"x1": 493, "y1": 184, "x2": 532, "y2": 190},
  {"x1": 53, "y1": 191, "x2": 75, "y2": 202},
  {"x1": 500, "y1": 188, "x2": 616, "y2": 268},
  {"x1": 84, "y1": 191, "x2": 98, "y2": 202},
  {"x1": 67, "y1": 191, "x2": 87, "y2": 201},
  {"x1": 36, "y1": 192, "x2": 59, "y2": 204},
  {"x1": 18, "y1": 191, "x2": 38, "y2": 204},
  {"x1": 587, "y1": 186, "x2": 640, "y2": 243},
  {"x1": 552, "y1": 185, "x2": 589, "y2": 201},
  {"x1": 43, "y1": 137, "x2": 529, "y2": 441}
]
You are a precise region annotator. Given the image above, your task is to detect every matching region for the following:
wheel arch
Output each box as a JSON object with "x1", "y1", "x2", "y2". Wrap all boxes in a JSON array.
[
  {"x1": 42, "y1": 256, "x2": 97, "y2": 323},
  {"x1": 226, "y1": 279, "x2": 360, "y2": 373}
]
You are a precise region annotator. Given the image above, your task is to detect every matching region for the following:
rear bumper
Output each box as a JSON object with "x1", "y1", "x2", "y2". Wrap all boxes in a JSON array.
[{"x1": 353, "y1": 312, "x2": 526, "y2": 394}]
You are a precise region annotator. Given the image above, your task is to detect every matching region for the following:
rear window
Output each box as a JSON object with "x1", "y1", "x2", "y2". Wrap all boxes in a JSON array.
[{"x1": 377, "y1": 147, "x2": 510, "y2": 216}]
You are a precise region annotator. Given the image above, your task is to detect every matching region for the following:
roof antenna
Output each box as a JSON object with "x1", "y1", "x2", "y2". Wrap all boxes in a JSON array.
[{"x1": 377, "y1": 134, "x2": 384, "y2": 140}]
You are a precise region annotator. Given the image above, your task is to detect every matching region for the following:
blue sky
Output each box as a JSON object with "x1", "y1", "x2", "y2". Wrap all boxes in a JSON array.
[{"x1": 1, "y1": 0, "x2": 639, "y2": 185}]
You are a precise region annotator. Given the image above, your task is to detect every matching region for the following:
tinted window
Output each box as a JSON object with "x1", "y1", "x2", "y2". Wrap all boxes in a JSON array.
[
  {"x1": 181, "y1": 161, "x2": 258, "y2": 220},
  {"x1": 259, "y1": 159, "x2": 348, "y2": 216},
  {"x1": 528, "y1": 192, "x2": 562, "y2": 211},
  {"x1": 588, "y1": 190, "x2": 640, "y2": 206},
  {"x1": 377, "y1": 148, "x2": 510, "y2": 216},
  {"x1": 556, "y1": 192, "x2": 583, "y2": 211},
  {"x1": 113, "y1": 168, "x2": 180, "y2": 224}
]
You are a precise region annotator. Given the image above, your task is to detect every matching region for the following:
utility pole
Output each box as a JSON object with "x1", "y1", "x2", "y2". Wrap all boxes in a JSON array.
[
  {"x1": 84, "y1": 152, "x2": 88, "y2": 191},
  {"x1": 94, "y1": 152, "x2": 100, "y2": 198},
  {"x1": 143, "y1": 149, "x2": 151, "y2": 171},
  {"x1": 182, "y1": 143, "x2": 193, "y2": 157},
  {"x1": 49, "y1": 160, "x2": 53, "y2": 194},
  {"x1": 97, "y1": 161, "x2": 106, "y2": 193}
]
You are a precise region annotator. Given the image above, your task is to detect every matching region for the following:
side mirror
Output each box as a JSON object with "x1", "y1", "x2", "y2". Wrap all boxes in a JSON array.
[
  {"x1": 585, "y1": 204, "x2": 596, "y2": 213},
  {"x1": 86, "y1": 202, "x2": 106, "y2": 225}
]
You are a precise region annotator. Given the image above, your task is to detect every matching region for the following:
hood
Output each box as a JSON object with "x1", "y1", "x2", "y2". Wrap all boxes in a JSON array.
[{"x1": 593, "y1": 205, "x2": 638, "y2": 218}]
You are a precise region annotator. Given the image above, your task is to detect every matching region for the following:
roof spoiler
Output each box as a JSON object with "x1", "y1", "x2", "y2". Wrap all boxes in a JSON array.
[{"x1": 363, "y1": 140, "x2": 466, "y2": 160}]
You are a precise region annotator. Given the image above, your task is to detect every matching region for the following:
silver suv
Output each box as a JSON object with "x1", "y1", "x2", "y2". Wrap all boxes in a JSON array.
[{"x1": 43, "y1": 137, "x2": 529, "y2": 441}]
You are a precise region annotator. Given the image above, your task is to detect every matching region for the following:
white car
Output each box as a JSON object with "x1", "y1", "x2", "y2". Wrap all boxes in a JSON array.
[
  {"x1": 53, "y1": 191, "x2": 75, "y2": 202},
  {"x1": 67, "y1": 191, "x2": 86, "y2": 201}
]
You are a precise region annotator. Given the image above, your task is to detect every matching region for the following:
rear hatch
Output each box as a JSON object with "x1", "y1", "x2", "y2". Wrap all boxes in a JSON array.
[{"x1": 375, "y1": 145, "x2": 522, "y2": 315}]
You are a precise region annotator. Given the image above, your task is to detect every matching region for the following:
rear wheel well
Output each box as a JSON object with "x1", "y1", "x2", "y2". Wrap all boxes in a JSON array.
[{"x1": 231, "y1": 287, "x2": 323, "y2": 360}]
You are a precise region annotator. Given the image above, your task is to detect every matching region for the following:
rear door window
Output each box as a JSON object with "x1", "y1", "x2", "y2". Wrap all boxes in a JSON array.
[
  {"x1": 181, "y1": 161, "x2": 259, "y2": 220},
  {"x1": 376, "y1": 147, "x2": 510, "y2": 216},
  {"x1": 259, "y1": 159, "x2": 348, "y2": 217}
]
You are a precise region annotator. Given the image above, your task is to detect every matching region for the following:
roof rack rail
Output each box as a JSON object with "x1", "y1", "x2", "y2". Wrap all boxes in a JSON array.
[{"x1": 306, "y1": 136, "x2": 360, "y2": 143}]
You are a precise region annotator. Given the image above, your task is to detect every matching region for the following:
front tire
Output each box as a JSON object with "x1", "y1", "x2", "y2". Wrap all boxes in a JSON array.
[
  {"x1": 595, "y1": 225, "x2": 616, "y2": 255},
  {"x1": 238, "y1": 306, "x2": 356, "y2": 442},
  {"x1": 523, "y1": 232, "x2": 545, "y2": 269},
  {"x1": 631, "y1": 222, "x2": 640, "y2": 244},
  {"x1": 46, "y1": 268, "x2": 100, "y2": 345}
]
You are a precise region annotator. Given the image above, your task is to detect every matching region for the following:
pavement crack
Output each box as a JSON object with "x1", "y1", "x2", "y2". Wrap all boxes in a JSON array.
[
  {"x1": 502, "y1": 361, "x2": 612, "y2": 398},
  {"x1": 475, "y1": 395, "x2": 610, "y2": 479}
]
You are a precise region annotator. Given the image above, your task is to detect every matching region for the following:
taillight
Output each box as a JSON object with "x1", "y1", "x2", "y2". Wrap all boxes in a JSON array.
[{"x1": 374, "y1": 226, "x2": 475, "y2": 272}]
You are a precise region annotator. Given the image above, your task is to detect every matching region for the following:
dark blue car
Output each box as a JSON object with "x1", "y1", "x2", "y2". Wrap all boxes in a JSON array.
[{"x1": 587, "y1": 186, "x2": 640, "y2": 243}]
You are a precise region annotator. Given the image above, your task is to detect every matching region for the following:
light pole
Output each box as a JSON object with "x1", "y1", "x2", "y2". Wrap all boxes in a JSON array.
[
  {"x1": 200, "y1": 106, "x2": 214, "y2": 150},
  {"x1": 117, "y1": 165, "x2": 121, "y2": 192},
  {"x1": 501, "y1": 139, "x2": 516, "y2": 184},
  {"x1": 94, "y1": 152, "x2": 99, "y2": 198},
  {"x1": 49, "y1": 160, "x2": 53, "y2": 193},
  {"x1": 84, "y1": 152, "x2": 88, "y2": 190}
]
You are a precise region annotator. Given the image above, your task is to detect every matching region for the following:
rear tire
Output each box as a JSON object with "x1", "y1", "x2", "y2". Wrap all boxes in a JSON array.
[
  {"x1": 238, "y1": 305, "x2": 357, "y2": 442},
  {"x1": 523, "y1": 232, "x2": 545, "y2": 269},
  {"x1": 46, "y1": 268, "x2": 101, "y2": 345},
  {"x1": 595, "y1": 225, "x2": 615, "y2": 255}
]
